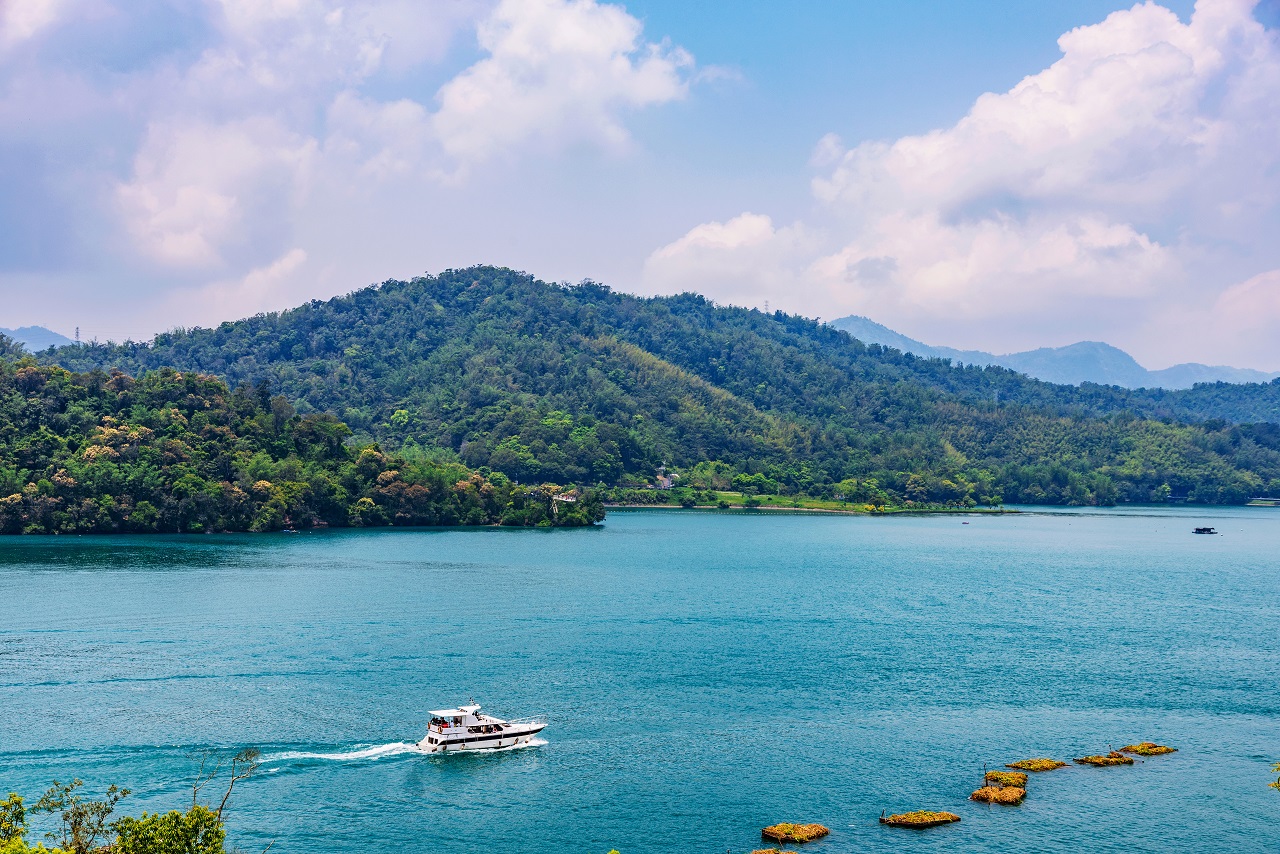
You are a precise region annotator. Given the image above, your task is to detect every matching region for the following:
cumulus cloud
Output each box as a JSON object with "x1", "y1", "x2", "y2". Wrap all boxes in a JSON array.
[
  {"x1": 158, "y1": 246, "x2": 312, "y2": 328},
  {"x1": 433, "y1": 0, "x2": 693, "y2": 169},
  {"x1": 0, "y1": 0, "x2": 698, "y2": 332},
  {"x1": 644, "y1": 213, "x2": 818, "y2": 309},
  {"x1": 645, "y1": 0, "x2": 1280, "y2": 366},
  {"x1": 0, "y1": 0, "x2": 70, "y2": 48},
  {"x1": 118, "y1": 118, "x2": 317, "y2": 269},
  {"x1": 1208, "y1": 268, "x2": 1280, "y2": 340}
]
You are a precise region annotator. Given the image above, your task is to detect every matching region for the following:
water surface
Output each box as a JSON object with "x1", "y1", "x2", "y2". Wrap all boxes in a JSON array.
[{"x1": 2, "y1": 507, "x2": 1278, "y2": 852}]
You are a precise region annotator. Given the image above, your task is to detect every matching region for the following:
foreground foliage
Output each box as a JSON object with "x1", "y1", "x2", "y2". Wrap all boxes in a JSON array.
[
  {"x1": 0, "y1": 750, "x2": 258, "y2": 854},
  {"x1": 0, "y1": 360, "x2": 603, "y2": 533},
  {"x1": 45, "y1": 267, "x2": 1280, "y2": 506}
]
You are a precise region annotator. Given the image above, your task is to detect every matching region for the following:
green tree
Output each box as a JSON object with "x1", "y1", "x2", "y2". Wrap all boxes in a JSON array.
[
  {"x1": 0, "y1": 334, "x2": 24, "y2": 361},
  {"x1": 0, "y1": 794, "x2": 25, "y2": 843},
  {"x1": 112, "y1": 807, "x2": 224, "y2": 854},
  {"x1": 31, "y1": 781, "x2": 128, "y2": 854}
]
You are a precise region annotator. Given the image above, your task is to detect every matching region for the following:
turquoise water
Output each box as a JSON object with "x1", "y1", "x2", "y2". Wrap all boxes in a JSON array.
[{"x1": 2, "y1": 507, "x2": 1279, "y2": 852}]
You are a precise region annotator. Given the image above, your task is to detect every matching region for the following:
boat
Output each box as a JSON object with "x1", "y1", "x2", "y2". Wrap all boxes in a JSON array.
[
  {"x1": 416, "y1": 703, "x2": 546, "y2": 753},
  {"x1": 1193, "y1": 527, "x2": 1217, "y2": 535}
]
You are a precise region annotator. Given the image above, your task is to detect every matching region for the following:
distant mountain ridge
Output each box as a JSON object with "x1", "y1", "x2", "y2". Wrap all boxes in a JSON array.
[
  {"x1": 0, "y1": 325, "x2": 73, "y2": 351},
  {"x1": 830, "y1": 316, "x2": 1280, "y2": 390}
]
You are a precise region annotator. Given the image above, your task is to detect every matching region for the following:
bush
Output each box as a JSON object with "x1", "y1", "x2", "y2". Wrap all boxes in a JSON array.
[{"x1": 113, "y1": 806, "x2": 225, "y2": 854}]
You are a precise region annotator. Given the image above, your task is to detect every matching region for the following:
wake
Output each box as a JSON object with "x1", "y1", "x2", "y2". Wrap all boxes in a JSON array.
[
  {"x1": 263, "y1": 737, "x2": 546, "y2": 765},
  {"x1": 264, "y1": 742, "x2": 424, "y2": 763}
]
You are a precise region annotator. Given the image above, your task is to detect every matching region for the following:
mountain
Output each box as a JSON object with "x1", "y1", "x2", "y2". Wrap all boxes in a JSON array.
[
  {"x1": 41, "y1": 266, "x2": 1280, "y2": 506},
  {"x1": 829, "y1": 315, "x2": 1280, "y2": 389},
  {"x1": 0, "y1": 325, "x2": 74, "y2": 351}
]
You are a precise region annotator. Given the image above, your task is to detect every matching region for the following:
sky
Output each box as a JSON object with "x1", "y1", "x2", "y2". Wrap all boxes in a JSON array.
[{"x1": 2, "y1": 0, "x2": 1280, "y2": 370}]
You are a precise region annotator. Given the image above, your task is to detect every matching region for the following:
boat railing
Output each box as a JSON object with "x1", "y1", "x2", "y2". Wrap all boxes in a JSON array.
[{"x1": 502, "y1": 714, "x2": 548, "y2": 727}]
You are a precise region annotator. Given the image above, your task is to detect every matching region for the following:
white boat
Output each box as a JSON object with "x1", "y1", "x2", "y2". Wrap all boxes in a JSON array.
[{"x1": 416, "y1": 703, "x2": 546, "y2": 754}]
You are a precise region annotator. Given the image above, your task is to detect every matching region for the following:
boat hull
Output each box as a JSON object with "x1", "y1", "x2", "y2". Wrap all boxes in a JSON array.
[{"x1": 416, "y1": 724, "x2": 546, "y2": 754}]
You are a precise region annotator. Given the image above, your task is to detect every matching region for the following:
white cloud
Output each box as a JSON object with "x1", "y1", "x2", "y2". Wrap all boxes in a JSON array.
[
  {"x1": 645, "y1": 0, "x2": 1280, "y2": 365},
  {"x1": 432, "y1": 0, "x2": 693, "y2": 169},
  {"x1": 0, "y1": 0, "x2": 70, "y2": 48},
  {"x1": 1204, "y1": 268, "x2": 1280, "y2": 360},
  {"x1": 643, "y1": 213, "x2": 817, "y2": 310},
  {"x1": 117, "y1": 117, "x2": 317, "y2": 269},
  {"x1": 66, "y1": 0, "x2": 701, "y2": 297},
  {"x1": 161, "y1": 246, "x2": 312, "y2": 326},
  {"x1": 810, "y1": 212, "x2": 1173, "y2": 320}
]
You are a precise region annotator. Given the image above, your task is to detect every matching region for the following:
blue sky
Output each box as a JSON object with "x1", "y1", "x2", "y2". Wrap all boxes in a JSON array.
[{"x1": 2, "y1": 0, "x2": 1279, "y2": 370}]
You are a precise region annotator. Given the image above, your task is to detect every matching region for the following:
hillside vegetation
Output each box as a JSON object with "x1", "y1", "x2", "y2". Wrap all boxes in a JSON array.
[
  {"x1": 0, "y1": 356, "x2": 603, "y2": 534},
  {"x1": 45, "y1": 267, "x2": 1280, "y2": 506}
]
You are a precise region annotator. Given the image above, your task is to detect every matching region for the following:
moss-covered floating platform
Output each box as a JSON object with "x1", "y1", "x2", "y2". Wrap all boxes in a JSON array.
[
  {"x1": 879, "y1": 811, "x2": 961, "y2": 828},
  {"x1": 984, "y1": 770, "x2": 1029, "y2": 787},
  {"x1": 761, "y1": 823, "x2": 830, "y2": 843},
  {"x1": 1006, "y1": 758, "x2": 1067, "y2": 772},
  {"x1": 1120, "y1": 742, "x2": 1177, "y2": 756},
  {"x1": 970, "y1": 785, "x2": 1027, "y2": 805},
  {"x1": 1074, "y1": 752, "x2": 1134, "y2": 767}
]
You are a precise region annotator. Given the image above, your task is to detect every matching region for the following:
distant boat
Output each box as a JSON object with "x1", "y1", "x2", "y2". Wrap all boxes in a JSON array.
[
  {"x1": 1193, "y1": 527, "x2": 1217, "y2": 535},
  {"x1": 416, "y1": 703, "x2": 546, "y2": 754}
]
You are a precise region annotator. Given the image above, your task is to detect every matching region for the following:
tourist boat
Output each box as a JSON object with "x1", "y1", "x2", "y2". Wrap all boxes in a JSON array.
[
  {"x1": 1193, "y1": 527, "x2": 1217, "y2": 535},
  {"x1": 416, "y1": 703, "x2": 546, "y2": 753}
]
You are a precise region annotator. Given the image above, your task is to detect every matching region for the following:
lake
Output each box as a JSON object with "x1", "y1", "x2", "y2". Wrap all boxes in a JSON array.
[{"x1": 2, "y1": 507, "x2": 1278, "y2": 852}]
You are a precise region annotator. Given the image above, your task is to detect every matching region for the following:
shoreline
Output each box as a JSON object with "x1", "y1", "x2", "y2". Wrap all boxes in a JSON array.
[{"x1": 603, "y1": 503, "x2": 1016, "y2": 516}]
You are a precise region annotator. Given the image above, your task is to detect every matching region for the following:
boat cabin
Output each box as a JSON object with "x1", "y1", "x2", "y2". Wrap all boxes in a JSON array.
[{"x1": 426, "y1": 704, "x2": 506, "y2": 735}]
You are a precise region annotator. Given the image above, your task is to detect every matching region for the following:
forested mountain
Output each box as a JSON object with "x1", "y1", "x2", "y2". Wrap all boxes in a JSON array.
[
  {"x1": 45, "y1": 267, "x2": 1280, "y2": 506},
  {"x1": 0, "y1": 356, "x2": 603, "y2": 533},
  {"x1": 831, "y1": 315, "x2": 1280, "y2": 390}
]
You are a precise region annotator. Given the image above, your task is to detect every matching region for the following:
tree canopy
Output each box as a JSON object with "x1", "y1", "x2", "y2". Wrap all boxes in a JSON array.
[{"x1": 0, "y1": 359, "x2": 603, "y2": 534}]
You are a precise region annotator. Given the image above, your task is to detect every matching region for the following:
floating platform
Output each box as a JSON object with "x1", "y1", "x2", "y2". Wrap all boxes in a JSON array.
[
  {"x1": 1074, "y1": 752, "x2": 1134, "y2": 766},
  {"x1": 761, "y1": 823, "x2": 829, "y2": 843},
  {"x1": 1121, "y1": 742, "x2": 1177, "y2": 756},
  {"x1": 1006, "y1": 758, "x2": 1067, "y2": 772},
  {"x1": 879, "y1": 811, "x2": 961, "y2": 828},
  {"x1": 970, "y1": 785, "x2": 1026, "y2": 804}
]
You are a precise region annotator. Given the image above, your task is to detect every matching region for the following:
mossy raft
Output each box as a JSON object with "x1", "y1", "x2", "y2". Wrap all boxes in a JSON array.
[
  {"x1": 970, "y1": 785, "x2": 1027, "y2": 805},
  {"x1": 879, "y1": 811, "x2": 961, "y2": 828},
  {"x1": 984, "y1": 770, "x2": 1029, "y2": 787},
  {"x1": 761, "y1": 823, "x2": 830, "y2": 843},
  {"x1": 1006, "y1": 758, "x2": 1068, "y2": 772},
  {"x1": 1075, "y1": 752, "x2": 1134, "y2": 767},
  {"x1": 1121, "y1": 742, "x2": 1177, "y2": 756}
]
